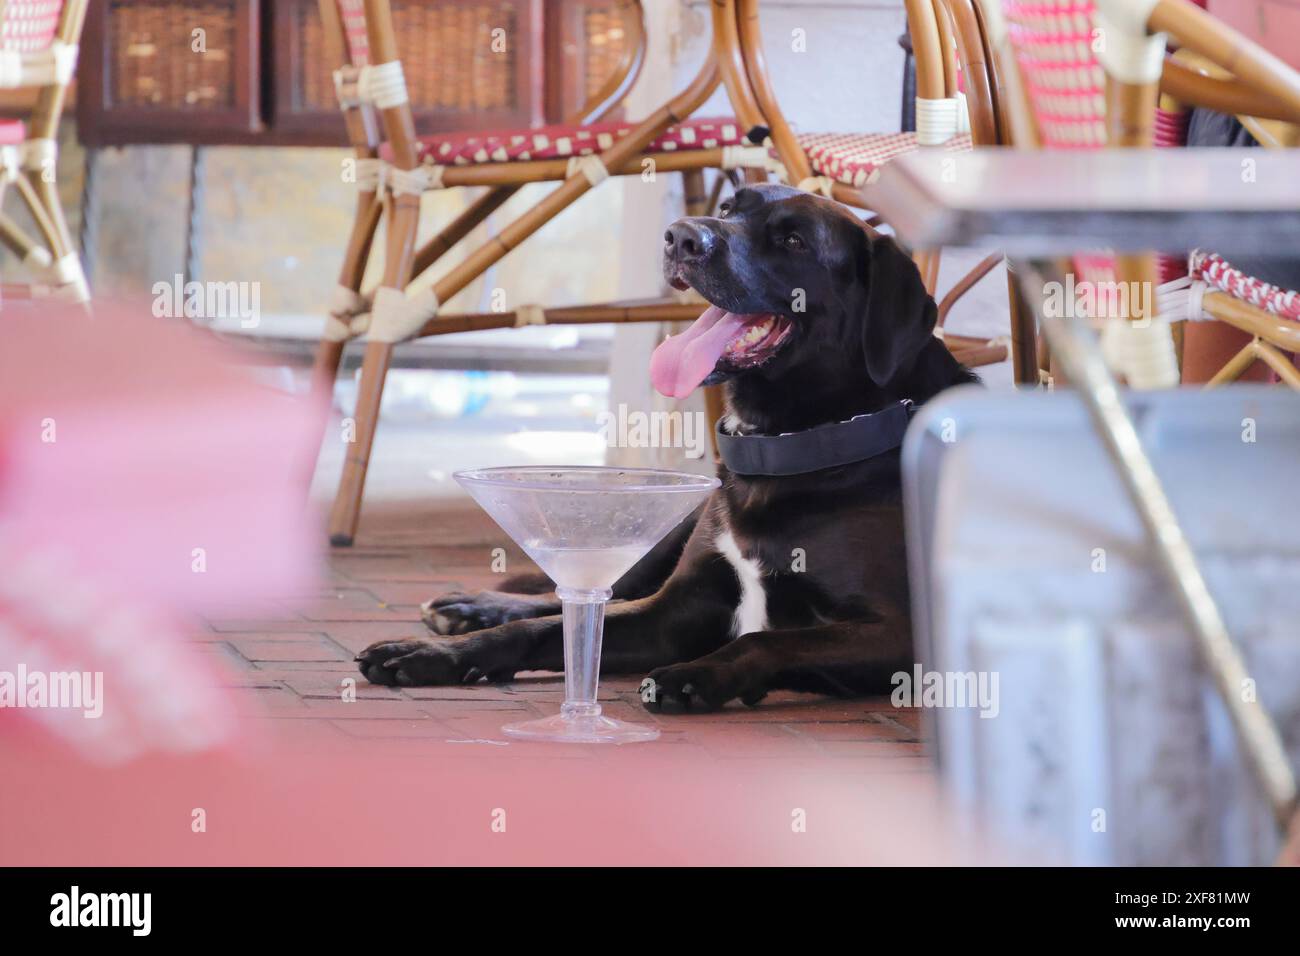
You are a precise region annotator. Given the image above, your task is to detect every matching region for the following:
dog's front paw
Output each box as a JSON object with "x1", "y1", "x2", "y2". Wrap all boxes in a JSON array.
[
  {"x1": 356, "y1": 638, "x2": 470, "y2": 686},
  {"x1": 640, "y1": 661, "x2": 766, "y2": 712},
  {"x1": 420, "y1": 591, "x2": 533, "y2": 635}
]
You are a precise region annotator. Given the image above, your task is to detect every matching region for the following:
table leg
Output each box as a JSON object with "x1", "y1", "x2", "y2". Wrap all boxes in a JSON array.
[{"x1": 1013, "y1": 257, "x2": 1298, "y2": 837}]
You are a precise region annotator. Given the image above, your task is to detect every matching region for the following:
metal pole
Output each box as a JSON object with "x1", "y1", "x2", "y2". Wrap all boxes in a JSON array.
[
  {"x1": 77, "y1": 146, "x2": 98, "y2": 289},
  {"x1": 184, "y1": 144, "x2": 206, "y2": 289}
]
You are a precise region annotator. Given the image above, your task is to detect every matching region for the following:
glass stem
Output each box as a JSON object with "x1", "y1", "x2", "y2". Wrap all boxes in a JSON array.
[{"x1": 556, "y1": 587, "x2": 612, "y2": 720}]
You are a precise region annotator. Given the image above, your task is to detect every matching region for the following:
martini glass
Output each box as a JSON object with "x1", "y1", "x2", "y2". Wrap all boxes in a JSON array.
[{"x1": 454, "y1": 466, "x2": 719, "y2": 743}]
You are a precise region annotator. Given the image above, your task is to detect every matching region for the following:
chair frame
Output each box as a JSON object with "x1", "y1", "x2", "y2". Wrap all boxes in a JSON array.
[
  {"x1": 316, "y1": 0, "x2": 1038, "y2": 545},
  {"x1": 969, "y1": 0, "x2": 1300, "y2": 390},
  {"x1": 933, "y1": 0, "x2": 1043, "y2": 384},
  {"x1": 1159, "y1": 47, "x2": 1300, "y2": 387},
  {"x1": 0, "y1": 0, "x2": 89, "y2": 304},
  {"x1": 733, "y1": 0, "x2": 1017, "y2": 371},
  {"x1": 318, "y1": 0, "x2": 789, "y2": 544}
]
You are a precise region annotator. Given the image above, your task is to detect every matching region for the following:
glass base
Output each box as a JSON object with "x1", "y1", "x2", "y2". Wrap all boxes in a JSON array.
[{"x1": 502, "y1": 712, "x2": 660, "y2": 744}]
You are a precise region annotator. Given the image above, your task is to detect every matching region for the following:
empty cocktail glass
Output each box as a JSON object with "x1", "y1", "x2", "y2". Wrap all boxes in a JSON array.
[{"x1": 454, "y1": 466, "x2": 719, "y2": 743}]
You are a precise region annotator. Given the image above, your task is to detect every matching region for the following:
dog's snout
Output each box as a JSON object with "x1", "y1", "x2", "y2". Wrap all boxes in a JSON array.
[{"x1": 664, "y1": 221, "x2": 715, "y2": 262}]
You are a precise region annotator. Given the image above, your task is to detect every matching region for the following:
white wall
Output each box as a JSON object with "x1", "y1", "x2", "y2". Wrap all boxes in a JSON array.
[{"x1": 682, "y1": 0, "x2": 908, "y2": 134}]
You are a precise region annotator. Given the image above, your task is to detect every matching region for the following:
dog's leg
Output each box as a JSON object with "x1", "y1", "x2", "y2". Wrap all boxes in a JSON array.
[
  {"x1": 495, "y1": 572, "x2": 555, "y2": 595},
  {"x1": 361, "y1": 551, "x2": 737, "y2": 687},
  {"x1": 423, "y1": 504, "x2": 704, "y2": 635},
  {"x1": 641, "y1": 615, "x2": 911, "y2": 711},
  {"x1": 422, "y1": 587, "x2": 560, "y2": 635}
]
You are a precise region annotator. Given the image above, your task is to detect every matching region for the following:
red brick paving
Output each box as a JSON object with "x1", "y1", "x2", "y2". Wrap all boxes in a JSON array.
[{"x1": 193, "y1": 499, "x2": 932, "y2": 769}]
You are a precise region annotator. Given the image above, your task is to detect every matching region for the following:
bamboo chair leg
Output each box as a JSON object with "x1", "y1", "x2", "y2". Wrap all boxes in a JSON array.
[
  {"x1": 309, "y1": 191, "x2": 384, "y2": 497},
  {"x1": 1038, "y1": 315, "x2": 1054, "y2": 385},
  {"x1": 1205, "y1": 339, "x2": 1262, "y2": 388},
  {"x1": 327, "y1": 194, "x2": 420, "y2": 546},
  {"x1": 309, "y1": 338, "x2": 348, "y2": 466},
  {"x1": 327, "y1": 340, "x2": 394, "y2": 546},
  {"x1": 1256, "y1": 340, "x2": 1300, "y2": 389},
  {"x1": 13, "y1": 173, "x2": 63, "y2": 260},
  {"x1": 31, "y1": 174, "x2": 75, "y2": 260},
  {"x1": 1171, "y1": 316, "x2": 1185, "y2": 375},
  {"x1": 0, "y1": 211, "x2": 44, "y2": 262},
  {"x1": 923, "y1": 249, "x2": 942, "y2": 296},
  {"x1": 311, "y1": 192, "x2": 383, "y2": 399},
  {"x1": 12, "y1": 171, "x2": 89, "y2": 306},
  {"x1": 311, "y1": 338, "x2": 347, "y2": 408},
  {"x1": 1005, "y1": 264, "x2": 1039, "y2": 386},
  {"x1": 31, "y1": 174, "x2": 89, "y2": 304}
]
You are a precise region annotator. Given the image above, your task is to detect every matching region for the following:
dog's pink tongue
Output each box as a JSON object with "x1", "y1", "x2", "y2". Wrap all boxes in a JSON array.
[{"x1": 650, "y1": 305, "x2": 753, "y2": 398}]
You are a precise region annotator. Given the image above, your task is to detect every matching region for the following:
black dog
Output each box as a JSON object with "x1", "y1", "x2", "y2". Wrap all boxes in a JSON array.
[{"x1": 357, "y1": 184, "x2": 975, "y2": 709}]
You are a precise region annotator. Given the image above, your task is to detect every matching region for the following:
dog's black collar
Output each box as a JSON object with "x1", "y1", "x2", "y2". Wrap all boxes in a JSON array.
[{"x1": 715, "y1": 400, "x2": 915, "y2": 477}]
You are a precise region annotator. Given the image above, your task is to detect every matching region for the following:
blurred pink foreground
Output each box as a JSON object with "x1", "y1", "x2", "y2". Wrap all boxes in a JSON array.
[
  {"x1": 0, "y1": 304, "x2": 323, "y2": 760},
  {"x1": 0, "y1": 735, "x2": 1003, "y2": 865},
  {"x1": 0, "y1": 305, "x2": 1006, "y2": 866}
]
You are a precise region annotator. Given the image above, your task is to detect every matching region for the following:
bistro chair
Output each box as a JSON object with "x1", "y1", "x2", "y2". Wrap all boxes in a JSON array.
[
  {"x1": 1162, "y1": 47, "x2": 1300, "y2": 387},
  {"x1": 314, "y1": 0, "x2": 775, "y2": 545},
  {"x1": 974, "y1": 0, "x2": 1300, "y2": 389},
  {"x1": 725, "y1": 0, "x2": 1027, "y2": 375},
  {"x1": 0, "y1": 0, "x2": 88, "y2": 304}
]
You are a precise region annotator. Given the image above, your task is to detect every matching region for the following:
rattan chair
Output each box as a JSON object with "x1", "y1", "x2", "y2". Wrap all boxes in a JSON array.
[
  {"x1": 1161, "y1": 47, "x2": 1300, "y2": 387},
  {"x1": 974, "y1": 0, "x2": 1300, "y2": 389},
  {"x1": 315, "y1": 0, "x2": 781, "y2": 545},
  {"x1": 729, "y1": 0, "x2": 1020, "y2": 374},
  {"x1": 0, "y1": 0, "x2": 88, "y2": 305}
]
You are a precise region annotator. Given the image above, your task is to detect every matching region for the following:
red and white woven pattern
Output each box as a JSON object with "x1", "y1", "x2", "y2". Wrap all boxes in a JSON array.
[
  {"x1": 1191, "y1": 251, "x2": 1300, "y2": 322},
  {"x1": 0, "y1": 0, "x2": 62, "y2": 52},
  {"x1": 336, "y1": 0, "x2": 370, "y2": 66},
  {"x1": 388, "y1": 116, "x2": 745, "y2": 166},
  {"x1": 1002, "y1": 0, "x2": 1106, "y2": 149},
  {"x1": 796, "y1": 131, "x2": 972, "y2": 188},
  {"x1": 1154, "y1": 105, "x2": 1189, "y2": 148}
]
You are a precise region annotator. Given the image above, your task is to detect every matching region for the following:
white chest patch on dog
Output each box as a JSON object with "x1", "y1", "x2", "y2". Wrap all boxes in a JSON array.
[
  {"x1": 721, "y1": 412, "x2": 753, "y2": 435},
  {"x1": 715, "y1": 529, "x2": 768, "y2": 638}
]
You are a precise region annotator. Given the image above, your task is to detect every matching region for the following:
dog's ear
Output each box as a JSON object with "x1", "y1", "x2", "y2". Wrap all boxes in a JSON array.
[{"x1": 859, "y1": 231, "x2": 938, "y2": 386}]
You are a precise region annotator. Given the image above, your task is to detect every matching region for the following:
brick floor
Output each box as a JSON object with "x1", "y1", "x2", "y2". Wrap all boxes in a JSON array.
[{"x1": 194, "y1": 499, "x2": 933, "y2": 770}]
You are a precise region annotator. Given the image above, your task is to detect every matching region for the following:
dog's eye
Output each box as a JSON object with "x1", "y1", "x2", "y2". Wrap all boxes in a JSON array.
[
  {"x1": 784, "y1": 233, "x2": 805, "y2": 251},
  {"x1": 718, "y1": 202, "x2": 733, "y2": 218}
]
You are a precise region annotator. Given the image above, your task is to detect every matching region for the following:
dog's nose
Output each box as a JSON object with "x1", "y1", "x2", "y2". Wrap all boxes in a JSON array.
[{"x1": 664, "y1": 221, "x2": 715, "y2": 262}]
